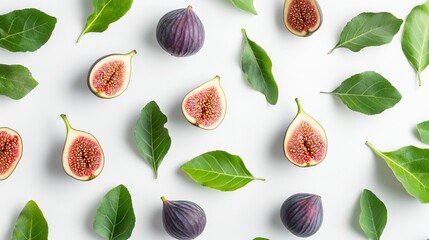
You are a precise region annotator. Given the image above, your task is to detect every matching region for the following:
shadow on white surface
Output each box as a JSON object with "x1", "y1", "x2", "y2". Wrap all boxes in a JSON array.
[
  {"x1": 3, "y1": 207, "x2": 20, "y2": 239},
  {"x1": 349, "y1": 194, "x2": 364, "y2": 237},
  {"x1": 84, "y1": 193, "x2": 103, "y2": 238},
  {"x1": 372, "y1": 154, "x2": 414, "y2": 201},
  {"x1": 149, "y1": 207, "x2": 166, "y2": 237},
  {"x1": 167, "y1": 95, "x2": 189, "y2": 128},
  {"x1": 71, "y1": 68, "x2": 92, "y2": 99},
  {"x1": 270, "y1": 123, "x2": 288, "y2": 162},
  {"x1": 44, "y1": 136, "x2": 67, "y2": 179},
  {"x1": 125, "y1": 113, "x2": 141, "y2": 159},
  {"x1": 143, "y1": 19, "x2": 160, "y2": 53}
]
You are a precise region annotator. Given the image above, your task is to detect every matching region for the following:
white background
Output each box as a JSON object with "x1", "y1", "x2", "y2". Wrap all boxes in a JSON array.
[{"x1": 1, "y1": 0, "x2": 429, "y2": 239}]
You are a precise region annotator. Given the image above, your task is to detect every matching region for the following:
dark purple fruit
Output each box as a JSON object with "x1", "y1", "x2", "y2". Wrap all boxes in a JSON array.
[
  {"x1": 61, "y1": 114, "x2": 104, "y2": 181},
  {"x1": 280, "y1": 193, "x2": 323, "y2": 238},
  {"x1": 0, "y1": 127, "x2": 23, "y2": 180},
  {"x1": 156, "y1": 6, "x2": 205, "y2": 57},
  {"x1": 161, "y1": 196, "x2": 206, "y2": 239},
  {"x1": 283, "y1": 0, "x2": 322, "y2": 37},
  {"x1": 88, "y1": 50, "x2": 136, "y2": 99}
]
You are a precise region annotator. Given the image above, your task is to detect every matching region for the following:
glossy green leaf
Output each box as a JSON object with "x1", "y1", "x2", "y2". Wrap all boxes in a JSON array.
[
  {"x1": 359, "y1": 189, "x2": 388, "y2": 240},
  {"x1": 329, "y1": 12, "x2": 402, "y2": 54},
  {"x1": 417, "y1": 121, "x2": 429, "y2": 144},
  {"x1": 77, "y1": 0, "x2": 133, "y2": 42},
  {"x1": 253, "y1": 238, "x2": 269, "y2": 240},
  {"x1": 0, "y1": 64, "x2": 38, "y2": 100},
  {"x1": 230, "y1": 0, "x2": 257, "y2": 15},
  {"x1": 93, "y1": 185, "x2": 135, "y2": 240},
  {"x1": 0, "y1": 8, "x2": 56, "y2": 52},
  {"x1": 12, "y1": 200, "x2": 48, "y2": 240},
  {"x1": 134, "y1": 101, "x2": 171, "y2": 179},
  {"x1": 181, "y1": 150, "x2": 264, "y2": 191},
  {"x1": 321, "y1": 71, "x2": 402, "y2": 115},
  {"x1": 402, "y1": 1, "x2": 429, "y2": 86},
  {"x1": 241, "y1": 28, "x2": 278, "y2": 105},
  {"x1": 366, "y1": 141, "x2": 429, "y2": 203}
]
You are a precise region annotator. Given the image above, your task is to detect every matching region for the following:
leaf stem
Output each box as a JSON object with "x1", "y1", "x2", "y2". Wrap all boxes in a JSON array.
[
  {"x1": 76, "y1": 32, "x2": 84, "y2": 43},
  {"x1": 418, "y1": 72, "x2": 422, "y2": 87},
  {"x1": 327, "y1": 47, "x2": 336, "y2": 54}
]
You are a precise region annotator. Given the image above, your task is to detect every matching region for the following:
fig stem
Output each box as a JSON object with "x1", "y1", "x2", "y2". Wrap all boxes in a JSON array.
[
  {"x1": 60, "y1": 114, "x2": 73, "y2": 132},
  {"x1": 295, "y1": 98, "x2": 304, "y2": 114},
  {"x1": 187, "y1": 5, "x2": 193, "y2": 10},
  {"x1": 161, "y1": 196, "x2": 168, "y2": 203},
  {"x1": 127, "y1": 49, "x2": 137, "y2": 57}
]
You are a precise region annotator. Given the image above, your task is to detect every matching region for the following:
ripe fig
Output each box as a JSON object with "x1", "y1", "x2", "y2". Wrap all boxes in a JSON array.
[
  {"x1": 283, "y1": 98, "x2": 327, "y2": 167},
  {"x1": 182, "y1": 76, "x2": 226, "y2": 130},
  {"x1": 0, "y1": 128, "x2": 23, "y2": 180},
  {"x1": 61, "y1": 114, "x2": 104, "y2": 181},
  {"x1": 280, "y1": 193, "x2": 323, "y2": 238},
  {"x1": 161, "y1": 196, "x2": 206, "y2": 240},
  {"x1": 156, "y1": 6, "x2": 205, "y2": 57},
  {"x1": 283, "y1": 0, "x2": 322, "y2": 37},
  {"x1": 88, "y1": 50, "x2": 136, "y2": 99}
]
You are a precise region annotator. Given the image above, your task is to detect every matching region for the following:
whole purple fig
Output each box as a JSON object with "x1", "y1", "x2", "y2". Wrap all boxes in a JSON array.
[
  {"x1": 161, "y1": 196, "x2": 206, "y2": 239},
  {"x1": 156, "y1": 6, "x2": 205, "y2": 57},
  {"x1": 280, "y1": 193, "x2": 323, "y2": 238}
]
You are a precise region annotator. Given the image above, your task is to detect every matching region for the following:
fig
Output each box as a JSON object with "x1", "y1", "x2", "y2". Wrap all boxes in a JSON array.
[
  {"x1": 156, "y1": 6, "x2": 205, "y2": 57},
  {"x1": 0, "y1": 128, "x2": 23, "y2": 180},
  {"x1": 88, "y1": 50, "x2": 136, "y2": 99},
  {"x1": 161, "y1": 196, "x2": 206, "y2": 240},
  {"x1": 283, "y1": 98, "x2": 327, "y2": 167},
  {"x1": 280, "y1": 193, "x2": 323, "y2": 238},
  {"x1": 61, "y1": 114, "x2": 104, "y2": 181},
  {"x1": 182, "y1": 76, "x2": 226, "y2": 130},
  {"x1": 283, "y1": 0, "x2": 322, "y2": 37}
]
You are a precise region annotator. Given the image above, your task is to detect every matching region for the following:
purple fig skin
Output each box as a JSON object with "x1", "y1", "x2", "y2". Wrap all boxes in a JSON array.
[
  {"x1": 161, "y1": 196, "x2": 206, "y2": 239},
  {"x1": 156, "y1": 6, "x2": 205, "y2": 57},
  {"x1": 280, "y1": 193, "x2": 323, "y2": 238}
]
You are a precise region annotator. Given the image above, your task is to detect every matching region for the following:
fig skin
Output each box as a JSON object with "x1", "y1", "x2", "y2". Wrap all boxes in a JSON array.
[
  {"x1": 280, "y1": 193, "x2": 323, "y2": 238},
  {"x1": 283, "y1": 0, "x2": 322, "y2": 37},
  {"x1": 161, "y1": 196, "x2": 206, "y2": 239},
  {"x1": 156, "y1": 6, "x2": 205, "y2": 57},
  {"x1": 0, "y1": 127, "x2": 23, "y2": 180}
]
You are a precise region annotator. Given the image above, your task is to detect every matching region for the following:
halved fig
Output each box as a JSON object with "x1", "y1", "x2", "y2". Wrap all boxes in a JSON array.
[
  {"x1": 0, "y1": 128, "x2": 23, "y2": 180},
  {"x1": 283, "y1": 98, "x2": 327, "y2": 167},
  {"x1": 283, "y1": 0, "x2": 322, "y2": 37},
  {"x1": 182, "y1": 76, "x2": 226, "y2": 130},
  {"x1": 88, "y1": 50, "x2": 136, "y2": 99},
  {"x1": 61, "y1": 114, "x2": 104, "y2": 181}
]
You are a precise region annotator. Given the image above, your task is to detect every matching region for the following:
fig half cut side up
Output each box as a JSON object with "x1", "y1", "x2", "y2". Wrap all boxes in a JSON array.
[
  {"x1": 283, "y1": 98, "x2": 327, "y2": 167},
  {"x1": 88, "y1": 50, "x2": 136, "y2": 99},
  {"x1": 182, "y1": 76, "x2": 226, "y2": 130},
  {"x1": 61, "y1": 114, "x2": 104, "y2": 181},
  {"x1": 0, "y1": 128, "x2": 23, "y2": 180},
  {"x1": 283, "y1": 0, "x2": 322, "y2": 37}
]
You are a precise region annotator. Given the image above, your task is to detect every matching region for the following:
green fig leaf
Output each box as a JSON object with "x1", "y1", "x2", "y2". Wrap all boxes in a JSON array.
[
  {"x1": 329, "y1": 12, "x2": 402, "y2": 54},
  {"x1": 253, "y1": 238, "x2": 269, "y2": 240},
  {"x1": 77, "y1": 0, "x2": 133, "y2": 42},
  {"x1": 230, "y1": 0, "x2": 257, "y2": 15},
  {"x1": 322, "y1": 71, "x2": 402, "y2": 115},
  {"x1": 359, "y1": 189, "x2": 388, "y2": 240},
  {"x1": 12, "y1": 200, "x2": 48, "y2": 240},
  {"x1": 241, "y1": 28, "x2": 278, "y2": 105},
  {"x1": 93, "y1": 185, "x2": 136, "y2": 240},
  {"x1": 0, "y1": 64, "x2": 38, "y2": 100},
  {"x1": 0, "y1": 8, "x2": 56, "y2": 52},
  {"x1": 366, "y1": 142, "x2": 429, "y2": 203},
  {"x1": 134, "y1": 101, "x2": 171, "y2": 179},
  {"x1": 181, "y1": 150, "x2": 264, "y2": 191},
  {"x1": 402, "y1": 1, "x2": 429, "y2": 86},
  {"x1": 417, "y1": 121, "x2": 429, "y2": 144}
]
